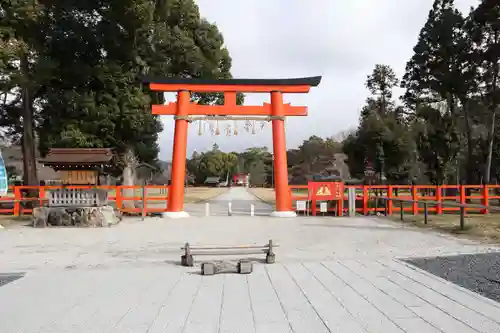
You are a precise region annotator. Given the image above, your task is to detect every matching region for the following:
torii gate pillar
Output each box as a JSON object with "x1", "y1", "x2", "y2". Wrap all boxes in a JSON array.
[
  {"x1": 270, "y1": 91, "x2": 294, "y2": 217},
  {"x1": 165, "y1": 91, "x2": 190, "y2": 218}
]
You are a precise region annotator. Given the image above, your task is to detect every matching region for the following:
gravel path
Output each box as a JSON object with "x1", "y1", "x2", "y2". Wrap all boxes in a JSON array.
[{"x1": 405, "y1": 252, "x2": 500, "y2": 303}]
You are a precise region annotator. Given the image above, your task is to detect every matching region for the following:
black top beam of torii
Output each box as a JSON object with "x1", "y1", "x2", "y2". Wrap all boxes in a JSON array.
[{"x1": 141, "y1": 76, "x2": 322, "y2": 87}]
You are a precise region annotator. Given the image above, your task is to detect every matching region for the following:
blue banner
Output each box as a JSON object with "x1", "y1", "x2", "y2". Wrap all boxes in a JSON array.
[{"x1": 0, "y1": 150, "x2": 8, "y2": 196}]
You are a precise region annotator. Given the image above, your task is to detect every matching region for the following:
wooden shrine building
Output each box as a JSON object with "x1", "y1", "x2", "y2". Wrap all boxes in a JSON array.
[{"x1": 39, "y1": 148, "x2": 114, "y2": 185}]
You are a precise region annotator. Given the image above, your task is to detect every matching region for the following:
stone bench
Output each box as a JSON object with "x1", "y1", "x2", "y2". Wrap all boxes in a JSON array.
[{"x1": 180, "y1": 239, "x2": 277, "y2": 266}]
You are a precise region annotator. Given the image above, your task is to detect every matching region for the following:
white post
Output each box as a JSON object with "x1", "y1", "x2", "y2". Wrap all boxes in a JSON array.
[
  {"x1": 250, "y1": 204, "x2": 255, "y2": 216},
  {"x1": 348, "y1": 187, "x2": 356, "y2": 217},
  {"x1": 141, "y1": 186, "x2": 147, "y2": 220},
  {"x1": 228, "y1": 202, "x2": 232, "y2": 216},
  {"x1": 205, "y1": 202, "x2": 210, "y2": 216}
]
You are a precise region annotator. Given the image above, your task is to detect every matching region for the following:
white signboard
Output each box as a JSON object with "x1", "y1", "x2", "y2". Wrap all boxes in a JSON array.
[
  {"x1": 296, "y1": 200, "x2": 306, "y2": 211},
  {"x1": 320, "y1": 202, "x2": 328, "y2": 213},
  {"x1": 0, "y1": 150, "x2": 7, "y2": 196}
]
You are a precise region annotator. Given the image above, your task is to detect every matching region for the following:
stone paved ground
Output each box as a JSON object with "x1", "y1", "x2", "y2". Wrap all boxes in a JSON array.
[{"x1": 1, "y1": 188, "x2": 500, "y2": 332}]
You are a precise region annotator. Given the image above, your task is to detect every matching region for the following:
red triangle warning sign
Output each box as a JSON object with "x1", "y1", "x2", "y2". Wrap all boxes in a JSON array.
[{"x1": 316, "y1": 185, "x2": 331, "y2": 196}]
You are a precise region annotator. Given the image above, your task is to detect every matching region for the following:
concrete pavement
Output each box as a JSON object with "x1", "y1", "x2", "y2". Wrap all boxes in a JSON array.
[{"x1": 1, "y1": 187, "x2": 500, "y2": 332}]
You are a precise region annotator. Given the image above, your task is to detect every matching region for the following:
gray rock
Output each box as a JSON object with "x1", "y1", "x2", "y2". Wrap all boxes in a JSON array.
[
  {"x1": 31, "y1": 205, "x2": 120, "y2": 228},
  {"x1": 47, "y1": 207, "x2": 71, "y2": 226},
  {"x1": 100, "y1": 206, "x2": 121, "y2": 227},
  {"x1": 200, "y1": 260, "x2": 239, "y2": 274},
  {"x1": 78, "y1": 206, "x2": 120, "y2": 227},
  {"x1": 32, "y1": 207, "x2": 49, "y2": 228}
]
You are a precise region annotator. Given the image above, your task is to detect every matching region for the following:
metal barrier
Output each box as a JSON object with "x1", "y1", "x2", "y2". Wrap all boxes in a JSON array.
[{"x1": 180, "y1": 239, "x2": 278, "y2": 266}]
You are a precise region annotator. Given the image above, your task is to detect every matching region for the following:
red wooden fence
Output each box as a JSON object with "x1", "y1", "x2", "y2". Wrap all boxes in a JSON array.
[
  {"x1": 0, "y1": 185, "x2": 169, "y2": 216},
  {"x1": 2, "y1": 184, "x2": 500, "y2": 216},
  {"x1": 289, "y1": 184, "x2": 500, "y2": 216}
]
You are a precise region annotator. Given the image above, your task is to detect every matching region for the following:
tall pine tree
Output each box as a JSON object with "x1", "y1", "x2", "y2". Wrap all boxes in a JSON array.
[{"x1": 468, "y1": 0, "x2": 500, "y2": 183}]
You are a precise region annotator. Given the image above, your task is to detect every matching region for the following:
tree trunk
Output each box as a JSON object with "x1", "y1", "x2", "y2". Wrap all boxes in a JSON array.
[
  {"x1": 121, "y1": 148, "x2": 137, "y2": 211},
  {"x1": 447, "y1": 93, "x2": 455, "y2": 115},
  {"x1": 461, "y1": 99, "x2": 474, "y2": 185},
  {"x1": 20, "y1": 52, "x2": 39, "y2": 207},
  {"x1": 485, "y1": 107, "x2": 497, "y2": 184},
  {"x1": 486, "y1": 45, "x2": 499, "y2": 184}
]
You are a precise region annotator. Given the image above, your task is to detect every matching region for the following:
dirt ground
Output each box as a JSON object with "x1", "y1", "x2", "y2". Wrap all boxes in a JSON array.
[
  {"x1": 106, "y1": 186, "x2": 228, "y2": 203},
  {"x1": 248, "y1": 187, "x2": 309, "y2": 205},
  {"x1": 247, "y1": 187, "x2": 276, "y2": 204},
  {"x1": 183, "y1": 187, "x2": 228, "y2": 203}
]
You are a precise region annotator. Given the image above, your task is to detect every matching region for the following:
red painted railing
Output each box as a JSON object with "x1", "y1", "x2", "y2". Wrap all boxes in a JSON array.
[
  {"x1": 0, "y1": 185, "x2": 169, "y2": 216},
  {"x1": 2, "y1": 184, "x2": 499, "y2": 217},
  {"x1": 289, "y1": 184, "x2": 499, "y2": 216}
]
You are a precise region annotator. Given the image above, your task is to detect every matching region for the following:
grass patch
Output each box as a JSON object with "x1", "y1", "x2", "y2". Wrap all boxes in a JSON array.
[
  {"x1": 387, "y1": 213, "x2": 500, "y2": 242},
  {"x1": 184, "y1": 187, "x2": 227, "y2": 203}
]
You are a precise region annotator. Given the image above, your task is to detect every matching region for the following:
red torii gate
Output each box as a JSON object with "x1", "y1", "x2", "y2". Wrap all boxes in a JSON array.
[{"x1": 145, "y1": 77, "x2": 322, "y2": 218}]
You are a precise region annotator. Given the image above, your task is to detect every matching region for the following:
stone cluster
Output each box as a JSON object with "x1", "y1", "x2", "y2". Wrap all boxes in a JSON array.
[{"x1": 32, "y1": 206, "x2": 121, "y2": 228}]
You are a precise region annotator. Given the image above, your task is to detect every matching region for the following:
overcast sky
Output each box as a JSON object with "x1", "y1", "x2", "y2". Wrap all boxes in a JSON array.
[{"x1": 158, "y1": 0, "x2": 477, "y2": 161}]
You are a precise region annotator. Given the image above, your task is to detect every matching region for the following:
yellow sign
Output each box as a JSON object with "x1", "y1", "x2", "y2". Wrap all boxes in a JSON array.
[
  {"x1": 316, "y1": 185, "x2": 331, "y2": 196},
  {"x1": 60, "y1": 170, "x2": 98, "y2": 185}
]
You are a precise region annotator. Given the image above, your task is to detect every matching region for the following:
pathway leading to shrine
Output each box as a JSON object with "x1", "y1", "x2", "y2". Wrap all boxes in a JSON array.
[
  {"x1": 1, "y1": 204, "x2": 500, "y2": 332},
  {"x1": 185, "y1": 186, "x2": 273, "y2": 217}
]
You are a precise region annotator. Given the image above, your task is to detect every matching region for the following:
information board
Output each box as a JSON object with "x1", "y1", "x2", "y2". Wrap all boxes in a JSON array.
[
  {"x1": 296, "y1": 200, "x2": 306, "y2": 211},
  {"x1": 309, "y1": 182, "x2": 344, "y2": 201},
  {"x1": 0, "y1": 150, "x2": 8, "y2": 196}
]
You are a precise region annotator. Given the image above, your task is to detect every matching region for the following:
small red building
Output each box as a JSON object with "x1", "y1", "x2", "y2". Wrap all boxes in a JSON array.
[{"x1": 232, "y1": 173, "x2": 250, "y2": 187}]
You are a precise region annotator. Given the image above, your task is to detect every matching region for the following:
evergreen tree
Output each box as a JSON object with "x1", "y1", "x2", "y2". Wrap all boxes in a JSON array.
[
  {"x1": 401, "y1": 0, "x2": 473, "y2": 184},
  {"x1": 344, "y1": 65, "x2": 413, "y2": 183},
  {"x1": 0, "y1": 0, "x2": 45, "y2": 186},
  {"x1": 27, "y1": 0, "x2": 237, "y2": 171},
  {"x1": 468, "y1": 0, "x2": 500, "y2": 183}
]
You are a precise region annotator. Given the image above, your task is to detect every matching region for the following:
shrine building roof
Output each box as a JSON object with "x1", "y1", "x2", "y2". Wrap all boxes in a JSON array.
[{"x1": 39, "y1": 148, "x2": 113, "y2": 165}]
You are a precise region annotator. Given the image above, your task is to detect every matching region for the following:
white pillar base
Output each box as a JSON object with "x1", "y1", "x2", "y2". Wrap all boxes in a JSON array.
[
  {"x1": 269, "y1": 210, "x2": 297, "y2": 218},
  {"x1": 164, "y1": 211, "x2": 190, "y2": 219}
]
